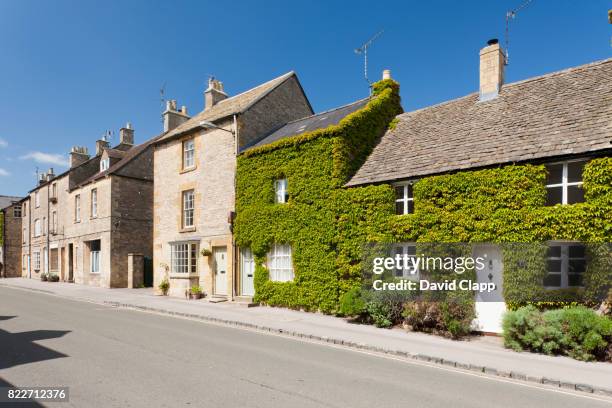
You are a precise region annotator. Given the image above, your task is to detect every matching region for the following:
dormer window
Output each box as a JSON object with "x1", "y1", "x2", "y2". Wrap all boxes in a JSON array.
[
  {"x1": 274, "y1": 178, "x2": 288, "y2": 204},
  {"x1": 100, "y1": 158, "x2": 110, "y2": 172}
]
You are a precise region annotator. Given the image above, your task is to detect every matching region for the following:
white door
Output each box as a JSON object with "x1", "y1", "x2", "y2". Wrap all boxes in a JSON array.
[
  {"x1": 214, "y1": 247, "x2": 227, "y2": 296},
  {"x1": 472, "y1": 245, "x2": 506, "y2": 334},
  {"x1": 240, "y1": 248, "x2": 255, "y2": 296}
]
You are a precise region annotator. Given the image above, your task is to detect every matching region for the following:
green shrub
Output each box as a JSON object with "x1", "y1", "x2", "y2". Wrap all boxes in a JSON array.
[
  {"x1": 338, "y1": 287, "x2": 367, "y2": 317},
  {"x1": 403, "y1": 296, "x2": 475, "y2": 339},
  {"x1": 48, "y1": 274, "x2": 59, "y2": 282},
  {"x1": 40, "y1": 273, "x2": 48, "y2": 282},
  {"x1": 158, "y1": 279, "x2": 169, "y2": 296},
  {"x1": 365, "y1": 290, "x2": 413, "y2": 328},
  {"x1": 502, "y1": 306, "x2": 612, "y2": 361},
  {"x1": 190, "y1": 285, "x2": 202, "y2": 295}
]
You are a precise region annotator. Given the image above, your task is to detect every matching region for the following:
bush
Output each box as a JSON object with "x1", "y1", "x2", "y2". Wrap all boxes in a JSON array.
[
  {"x1": 503, "y1": 306, "x2": 612, "y2": 361},
  {"x1": 403, "y1": 296, "x2": 475, "y2": 339},
  {"x1": 48, "y1": 274, "x2": 59, "y2": 282},
  {"x1": 365, "y1": 290, "x2": 413, "y2": 328},
  {"x1": 159, "y1": 279, "x2": 170, "y2": 296},
  {"x1": 190, "y1": 285, "x2": 202, "y2": 295},
  {"x1": 338, "y1": 287, "x2": 367, "y2": 317},
  {"x1": 40, "y1": 273, "x2": 48, "y2": 282}
]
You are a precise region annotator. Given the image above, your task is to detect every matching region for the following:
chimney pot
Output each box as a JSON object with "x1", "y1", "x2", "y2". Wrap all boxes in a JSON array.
[
  {"x1": 96, "y1": 139, "x2": 110, "y2": 156},
  {"x1": 204, "y1": 77, "x2": 228, "y2": 110},
  {"x1": 163, "y1": 99, "x2": 190, "y2": 132},
  {"x1": 119, "y1": 123, "x2": 135, "y2": 147},
  {"x1": 382, "y1": 69, "x2": 392, "y2": 80},
  {"x1": 479, "y1": 39, "x2": 506, "y2": 101},
  {"x1": 69, "y1": 146, "x2": 90, "y2": 168}
]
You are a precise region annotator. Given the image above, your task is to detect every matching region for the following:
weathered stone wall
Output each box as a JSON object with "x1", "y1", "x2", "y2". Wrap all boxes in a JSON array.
[{"x1": 2, "y1": 203, "x2": 22, "y2": 277}]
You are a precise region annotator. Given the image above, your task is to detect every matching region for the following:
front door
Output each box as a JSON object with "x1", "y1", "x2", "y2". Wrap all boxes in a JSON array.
[
  {"x1": 472, "y1": 245, "x2": 505, "y2": 334},
  {"x1": 213, "y1": 247, "x2": 227, "y2": 296},
  {"x1": 240, "y1": 247, "x2": 255, "y2": 296},
  {"x1": 68, "y1": 244, "x2": 74, "y2": 282}
]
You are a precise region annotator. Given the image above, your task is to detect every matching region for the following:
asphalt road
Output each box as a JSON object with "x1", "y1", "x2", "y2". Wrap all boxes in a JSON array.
[{"x1": 0, "y1": 286, "x2": 610, "y2": 408}]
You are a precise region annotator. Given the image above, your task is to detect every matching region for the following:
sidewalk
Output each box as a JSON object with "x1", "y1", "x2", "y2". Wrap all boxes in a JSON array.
[{"x1": 1, "y1": 277, "x2": 611, "y2": 395}]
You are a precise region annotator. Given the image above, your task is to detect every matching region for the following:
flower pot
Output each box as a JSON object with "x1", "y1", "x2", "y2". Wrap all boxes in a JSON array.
[{"x1": 189, "y1": 292, "x2": 203, "y2": 300}]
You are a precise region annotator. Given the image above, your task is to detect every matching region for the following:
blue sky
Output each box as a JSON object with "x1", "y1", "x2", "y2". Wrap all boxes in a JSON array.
[{"x1": 0, "y1": 0, "x2": 610, "y2": 196}]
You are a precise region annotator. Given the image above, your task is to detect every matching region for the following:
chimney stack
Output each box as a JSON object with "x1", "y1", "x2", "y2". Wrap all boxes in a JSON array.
[
  {"x1": 119, "y1": 122, "x2": 135, "y2": 148},
  {"x1": 163, "y1": 100, "x2": 190, "y2": 132},
  {"x1": 204, "y1": 77, "x2": 228, "y2": 111},
  {"x1": 46, "y1": 168, "x2": 55, "y2": 181},
  {"x1": 38, "y1": 173, "x2": 46, "y2": 185},
  {"x1": 95, "y1": 139, "x2": 110, "y2": 156},
  {"x1": 382, "y1": 69, "x2": 392, "y2": 80},
  {"x1": 479, "y1": 39, "x2": 506, "y2": 101},
  {"x1": 70, "y1": 146, "x2": 90, "y2": 168}
]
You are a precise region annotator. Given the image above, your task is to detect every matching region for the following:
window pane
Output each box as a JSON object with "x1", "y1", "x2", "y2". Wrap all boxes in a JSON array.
[
  {"x1": 567, "y1": 161, "x2": 585, "y2": 183},
  {"x1": 406, "y1": 245, "x2": 416, "y2": 256},
  {"x1": 546, "y1": 259, "x2": 561, "y2": 273},
  {"x1": 568, "y1": 245, "x2": 585, "y2": 258},
  {"x1": 394, "y1": 186, "x2": 404, "y2": 200},
  {"x1": 407, "y1": 184, "x2": 413, "y2": 198},
  {"x1": 567, "y1": 185, "x2": 584, "y2": 204},
  {"x1": 545, "y1": 164, "x2": 563, "y2": 185},
  {"x1": 546, "y1": 187, "x2": 562, "y2": 206},
  {"x1": 407, "y1": 200, "x2": 414, "y2": 214},
  {"x1": 543, "y1": 273, "x2": 561, "y2": 287},
  {"x1": 568, "y1": 259, "x2": 586, "y2": 273},
  {"x1": 395, "y1": 201, "x2": 404, "y2": 215},
  {"x1": 568, "y1": 274, "x2": 583, "y2": 287},
  {"x1": 547, "y1": 246, "x2": 561, "y2": 258}
]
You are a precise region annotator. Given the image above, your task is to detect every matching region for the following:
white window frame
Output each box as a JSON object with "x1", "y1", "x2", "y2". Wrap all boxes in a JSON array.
[
  {"x1": 544, "y1": 243, "x2": 586, "y2": 289},
  {"x1": 34, "y1": 219, "x2": 41, "y2": 237},
  {"x1": 90, "y1": 243, "x2": 101, "y2": 274},
  {"x1": 183, "y1": 139, "x2": 195, "y2": 170},
  {"x1": 33, "y1": 251, "x2": 41, "y2": 271},
  {"x1": 393, "y1": 243, "x2": 419, "y2": 279},
  {"x1": 267, "y1": 243, "x2": 294, "y2": 282},
  {"x1": 13, "y1": 205, "x2": 21, "y2": 218},
  {"x1": 42, "y1": 217, "x2": 46, "y2": 235},
  {"x1": 274, "y1": 178, "x2": 288, "y2": 204},
  {"x1": 170, "y1": 242, "x2": 198, "y2": 274},
  {"x1": 182, "y1": 190, "x2": 195, "y2": 228},
  {"x1": 91, "y1": 189, "x2": 98, "y2": 218},
  {"x1": 100, "y1": 158, "x2": 110, "y2": 172},
  {"x1": 75, "y1": 194, "x2": 81, "y2": 222},
  {"x1": 545, "y1": 159, "x2": 586, "y2": 205},
  {"x1": 394, "y1": 182, "x2": 414, "y2": 215},
  {"x1": 51, "y1": 211, "x2": 57, "y2": 234}
]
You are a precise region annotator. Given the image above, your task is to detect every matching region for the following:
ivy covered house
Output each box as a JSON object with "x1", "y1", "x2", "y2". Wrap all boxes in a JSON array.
[{"x1": 235, "y1": 40, "x2": 611, "y2": 333}]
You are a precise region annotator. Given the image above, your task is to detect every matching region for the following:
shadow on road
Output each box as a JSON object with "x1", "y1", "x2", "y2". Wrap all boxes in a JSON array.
[
  {"x1": 0, "y1": 316, "x2": 70, "y2": 370},
  {"x1": 0, "y1": 377, "x2": 45, "y2": 407}
]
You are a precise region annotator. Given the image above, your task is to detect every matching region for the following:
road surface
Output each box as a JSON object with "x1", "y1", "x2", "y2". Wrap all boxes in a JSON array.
[{"x1": 0, "y1": 286, "x2": 610, "y2": 407}]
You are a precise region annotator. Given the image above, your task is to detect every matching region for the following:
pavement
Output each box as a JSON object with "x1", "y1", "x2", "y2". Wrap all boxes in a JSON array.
[
  {"x1": 1, "y1": 285, "x2": 611, "y2": 408},
  {"x1": 1, "y1": 277, "x2": 611, "y2": 397}
]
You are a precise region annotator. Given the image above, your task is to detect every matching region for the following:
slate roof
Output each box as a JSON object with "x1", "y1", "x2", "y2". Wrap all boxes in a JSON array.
[
  {"x1": 0, "y1": 195, "x2": 22, "y2": 210},
  {"x1": 246, "y1": 98, "x2": 370, "y2": 151},
  {"x1": 157, "y1": 71, "x2": 306, "y2": 143},
  {"x1": 347, "y1": 58, "x2": 612, "y2": 186}
]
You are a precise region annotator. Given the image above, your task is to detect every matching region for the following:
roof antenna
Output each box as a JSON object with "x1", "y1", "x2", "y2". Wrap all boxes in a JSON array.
[
  {"x1": 505, "y1": 0, "x2": 534, "y2": 65},
  {"x1": 101, "y1": 130, "x2": 113, "y2": 142},
  {"x1": 159, "y1": 82, "x2": 166, "y2": 124},
  {"x1": 354, "y1": 29, "x2": 384, "y2": 93}
]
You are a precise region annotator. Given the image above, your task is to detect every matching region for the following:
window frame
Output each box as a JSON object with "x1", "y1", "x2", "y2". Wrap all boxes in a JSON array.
[
  {"x1": 100, "y1": 158, "x2": 110, "y2": 172},
  {"x1": 35, "y1": 191, "x2": 40, "y2": 208},
  {"x1": 392, "y1": 243, "x2": 419, "y2": 279},
  {"x1": 34, "y1": 219, "x2": 41, "y2": 237},
  {"x1": 182, "y1": 190, "x2": 195, "y2": 229},
  {"x1": 274, "y1": 178, "x2": 288, "y2": 204},
  {"x1": 75, "y1": 194, "x2": 81, "y2": 222},
  {"x1": 91, "y1": 189, "x2": 98, "y2": 218},
  {"x1": 267, "y1": 243, "x2": 294, "y2": 282},
  {"x1": 545, "y1": 159, "x2": 587, "y2": 206},
  {"x1": 33, "y1": 251, "x2": 41, "y2": 271},
  {"x1": 90, "y1": 240, "x2": 101, "y2": 274},
  {"x1": 51, "y1": 210, "x2": 57, "y2": 234},
  {"x1": 170, "y1": 242, "x2": 198, "y2": 275},
  {"x1": 13, "y1": 205, "x2": 21, "y2": 218},
  {"x1": 394, "y1": 182, "x2": 415, "y2": 215},
  {"x1": 544, "y1": 242, "x2": 586, "y2": 289},
  {"x1": 182, "y1": 138, "x2": 195, "y2": 170}
]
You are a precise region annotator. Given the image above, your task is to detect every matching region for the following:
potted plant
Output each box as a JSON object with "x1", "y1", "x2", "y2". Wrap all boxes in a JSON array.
[
  {"x1": 188, "y1": 285, "x2": 203, "y2": 300},
  {"x1": 200, "y1": 248, "x2": 212, "y2": 257},
  {"x1": 40, "y1": 273, "x2": 48, "y2": 282},
  {"x1": 159, "y1": 278, "x2": 170, "y2": 296},
  {"x1": 48, "y1": 274, "x2": 60, "y2": 282}
]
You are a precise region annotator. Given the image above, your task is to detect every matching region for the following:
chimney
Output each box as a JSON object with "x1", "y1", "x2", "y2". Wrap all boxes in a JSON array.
[
  {"x1": 204, "y1": 77, "x2": 228, "y2": 111},
  {"x1": 95, "y1": 139, "x2": 110, "y2": 156},
  {"x1": 382, "y1": 69, "x2": 392, "y2": 80},
  {"x1": 46, "y1": 168, "x2": 55, "y2": 182},
  {"x1": 38, "y1": 173, "x2": 46, "y2": 185},
  {"x1": 479, "y1": 39, "x2": 506, "y2": 101},
  {"x1": 163, "y1": 100, "x2": 190, "y2": 132},
  {"x1": 70, "y1": 146, "x2": 90, "y2": 168},
  {"x1": 119, "y1": 122, "x2": 135, "y2": 147}
]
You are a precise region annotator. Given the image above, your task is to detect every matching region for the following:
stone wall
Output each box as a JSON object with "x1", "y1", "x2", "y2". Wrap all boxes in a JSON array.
[{"x1": 2, "y1": 203, "x2": 22, "y2": 277}]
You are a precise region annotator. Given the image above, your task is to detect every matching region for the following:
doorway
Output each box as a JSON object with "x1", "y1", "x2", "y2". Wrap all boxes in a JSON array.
[
  {"x1": 240, "y1": 247, "x2": 255, "y2": 296},
  {"x1": 68, "y1": 244, "x2": 74, "y2": 282},
  {"x1": 213, "y1": 247, "x2": 227, "y2": 296},
  {"x1": 472, "y1": 245, "x2": 505, "y2": 333}
]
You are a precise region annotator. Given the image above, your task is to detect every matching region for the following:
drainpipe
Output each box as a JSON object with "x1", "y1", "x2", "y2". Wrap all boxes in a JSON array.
[
  {"x1": 232, "y1": 114, "x2": 238, "y2": 300},
  {"x1": 28, "y1": 199, "x2": 31, "y2": 279},
  {"x1": 47, "y1": 183, "x2": 50, "y2": 275},
  {"x1": 1, "y1": 208, "x2": 5, "y2": 278}
]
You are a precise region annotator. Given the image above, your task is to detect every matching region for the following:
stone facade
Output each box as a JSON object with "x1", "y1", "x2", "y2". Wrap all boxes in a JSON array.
[
  {"x1": 153, "y1": 73, "x2": 312, "y2": 299},
  {"x1": 21, "y1": 128, "x2": 155, "y2": 288},
  {"x1": 1, "y1": 200, "x2": 23, "y2": 277}
]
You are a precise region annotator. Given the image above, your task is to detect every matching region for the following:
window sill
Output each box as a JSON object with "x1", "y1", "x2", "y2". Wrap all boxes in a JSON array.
[
  {"x1": 180, "y1": 227, "x2": 196, "y2": 233},
  {"x1": 169, "y1": 273, "x2": 199, "y2": 279},
  {"x1": 179, "y1": 166, "x2": 197, "y2": 174}
]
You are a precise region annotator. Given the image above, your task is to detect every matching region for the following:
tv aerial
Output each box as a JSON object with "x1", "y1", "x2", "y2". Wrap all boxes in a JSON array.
[
  {"x1": 505, "y1": 0, "x2": 534, "y2": 65},
  {"x1": 354, "y1": 29, "x2": 384, "y2": 90},
  {"x1": 101, "y1": 130, "x2": 113, "y2": 142}
]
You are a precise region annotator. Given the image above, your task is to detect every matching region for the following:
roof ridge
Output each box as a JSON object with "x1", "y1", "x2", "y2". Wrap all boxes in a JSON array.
[
  {"x1": 215, "y1": 71, "x2": 295, "y2": 108},
  {"x1": 283, "y1": 97, "x2": 371, "y2": 125}
]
